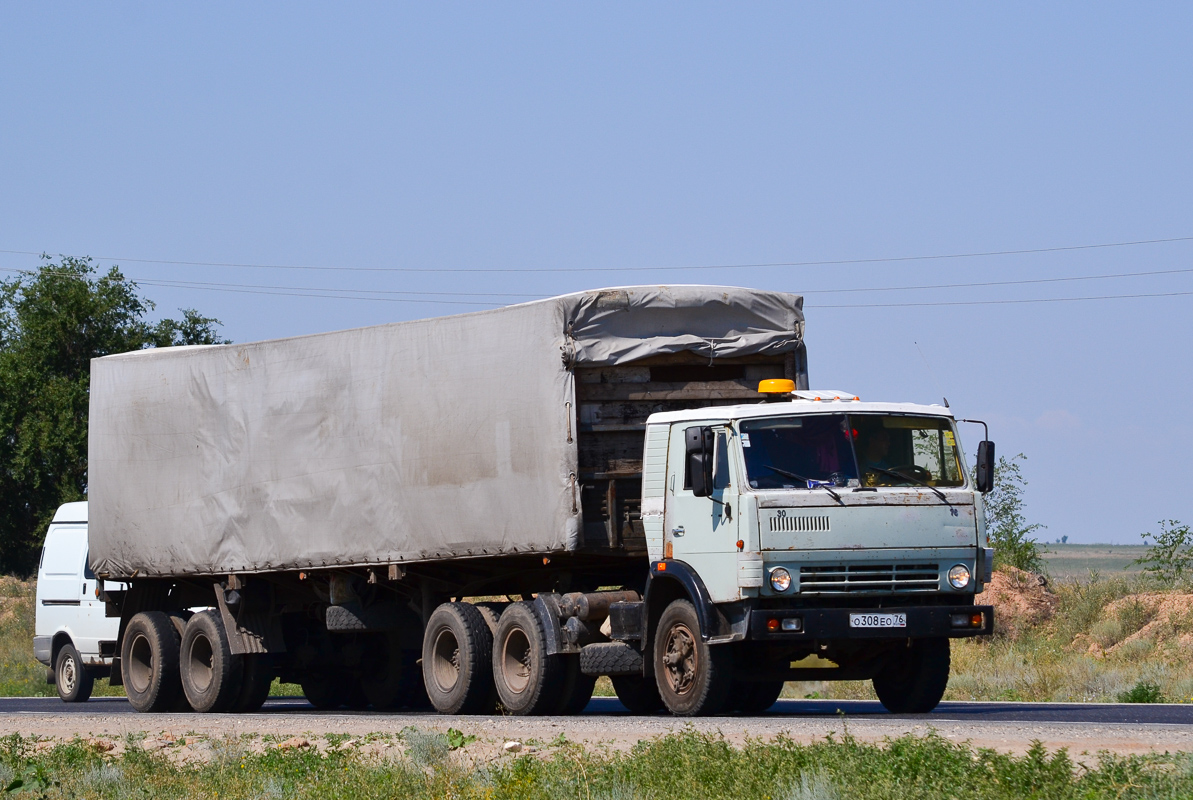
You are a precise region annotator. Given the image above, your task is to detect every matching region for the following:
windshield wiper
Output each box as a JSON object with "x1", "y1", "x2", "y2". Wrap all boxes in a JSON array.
[
  {"x1": 763, "y1": 465, "x2": 844, "y2": 505},
  {"x1": 865, "y1": 465, "x2": 950, "y2": 504}
]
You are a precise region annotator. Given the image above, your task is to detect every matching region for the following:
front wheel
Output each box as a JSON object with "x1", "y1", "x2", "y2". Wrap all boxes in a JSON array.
[
  {"x1": 873, "y1": 637, "x2": 950, "y2": 714},
  {"x1": 55, "y1": 643, "x2": 94, "y2": 703},
  {"x1": 653, "y1": 600, "x2": 734, "y2": 716}
]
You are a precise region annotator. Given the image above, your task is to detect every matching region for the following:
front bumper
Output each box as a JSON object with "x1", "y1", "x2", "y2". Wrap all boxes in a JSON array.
[{"x1": 748, "y1": 605, "x2": 994, "y2": 640}]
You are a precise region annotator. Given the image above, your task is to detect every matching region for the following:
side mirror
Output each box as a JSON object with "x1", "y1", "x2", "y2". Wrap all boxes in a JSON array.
[
  {"x1": 685, "y1": 426, "x2": 715, "y2": 498},
  {"x1": 975, "y1": 440, "x2": 995, "y2": 493}
]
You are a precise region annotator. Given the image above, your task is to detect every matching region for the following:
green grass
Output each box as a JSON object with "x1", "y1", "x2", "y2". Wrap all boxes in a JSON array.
[{"x1": 4, "y1": 729, "x2": 1193, "y2": 799}]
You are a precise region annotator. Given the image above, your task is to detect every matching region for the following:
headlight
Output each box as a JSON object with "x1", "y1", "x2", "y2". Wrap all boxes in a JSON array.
[
  {"x1": 947, "y1": 564, "x2": 972, "y2": 589},
  {"x1": 769, "y1": 567, "x2": 792, "y2": 593}
]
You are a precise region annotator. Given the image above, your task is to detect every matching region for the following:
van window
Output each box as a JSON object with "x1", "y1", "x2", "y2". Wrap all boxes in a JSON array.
[{"x1": 40, "y1": 527, "x2": 87, "y2": 576}]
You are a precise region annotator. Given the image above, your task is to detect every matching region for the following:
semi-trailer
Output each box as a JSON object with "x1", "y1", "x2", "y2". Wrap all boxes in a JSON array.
[{"x1": 86, "y1": 286, "x2": 993, "y2": 715}]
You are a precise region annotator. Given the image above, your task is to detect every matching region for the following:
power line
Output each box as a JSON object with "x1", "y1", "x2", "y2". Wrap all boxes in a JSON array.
[
  {"x1": 2, "y1": 234, "x2": 1192, "y2": 274},
  {"x1": 817, "y1": 289, "x2": 1193, "y2": 309},
  {"x1": 2, "y1": 264, "x2": 1191, "y2": 308}
]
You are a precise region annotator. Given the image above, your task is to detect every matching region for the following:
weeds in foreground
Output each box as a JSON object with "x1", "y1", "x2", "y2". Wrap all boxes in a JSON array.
[{"x1": 1, "y1": 730, "x2": 1192, "y2": 800}]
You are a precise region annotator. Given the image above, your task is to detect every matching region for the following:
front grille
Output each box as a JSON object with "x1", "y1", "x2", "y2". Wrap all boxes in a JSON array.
[
  {"x1": 769, "y1": 515, "x2": 831, "y2": 533},
  {"x1": 799, "y1": 563, "x2": 939, "y2": 594}
]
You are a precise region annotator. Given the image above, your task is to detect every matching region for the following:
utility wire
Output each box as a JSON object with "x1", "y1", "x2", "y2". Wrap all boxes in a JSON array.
[
  {"x1": 2, "y1": 234, "x2": 1191, "y2": 274},
  {"x1": 2, "y1": 264, "x2": 1192, "y2": 303}
]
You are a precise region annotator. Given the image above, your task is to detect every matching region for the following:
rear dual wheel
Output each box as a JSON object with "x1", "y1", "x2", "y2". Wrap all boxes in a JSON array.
[
  {"x1": 179, "y1": 610, "x2": 243, "y2": 713},
  {"x1": 122, "y1": 612, "x2": 185, "y2": 713},
  {"x1": 422, "y1": 602, "x2": 497, "y2": 714}
]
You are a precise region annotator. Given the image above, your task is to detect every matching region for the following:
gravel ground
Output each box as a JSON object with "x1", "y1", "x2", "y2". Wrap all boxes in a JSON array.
[{"x1": 2, "y1": 707, "x2": 1191, "y2": 757}]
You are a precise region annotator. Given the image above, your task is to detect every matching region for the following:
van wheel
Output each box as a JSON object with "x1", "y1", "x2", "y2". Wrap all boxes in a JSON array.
[
  {"x1": 873, "y1": 638, "x2": 950, "y2": 714},
  {"x1": 179, "y1": 610, "x2": 244, "y2": 713},
  {"x1": 121, "y1": 611, "x2": 184, "y2": 712},
  {"x1": 654, "y1": 600, "x2": 734, "y2": 716},
  {"x1": 492, "y1": 602, "x2": 561, "y2": 716},
  {"x1": 55, "y1": 643, "x2": 93, "y2": 703},
  {"x1": 422, "y1": 602, "x2": 496, "y2": 714},
  {"x1": 611, "y1": 675, "x2": 664, "y2": 714}
]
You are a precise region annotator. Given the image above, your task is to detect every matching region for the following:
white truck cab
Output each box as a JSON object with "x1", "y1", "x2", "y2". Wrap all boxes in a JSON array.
[
  {"x1": 627, "y1": 382, "x2": 996, "y2": 713},
  {"x1": 34, "y1": 502, "x2": 121, "y2": 702}
]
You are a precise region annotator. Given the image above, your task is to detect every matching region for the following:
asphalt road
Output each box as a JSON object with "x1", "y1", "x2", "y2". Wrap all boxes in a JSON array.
[{"x1": 4, "y1": 695, "x2": 1191, "y2": 725}]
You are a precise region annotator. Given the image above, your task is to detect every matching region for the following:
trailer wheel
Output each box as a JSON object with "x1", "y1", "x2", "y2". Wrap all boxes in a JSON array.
[
  {"x1": 653, "y1": 599, "x2": 734, "y2": 716},
  {"x1": 180, "y1": 610, "x2": 244, "y2": 713},
  {"x1": 121, "y1": 611, "x2": 184, "y2": 713},
  {"x1": 732, "y1": 680, "x2": 785, "y2": 714},
  {"x1": 422, "y1": 602, "x2": 496, "y2": 715},
  {"x1": 54, "y1": 643, "x2": 94, "y2": 703},
  {"x1": 492, "y1": 602, "x2": 561, "y2": 715},
  {"x1": 553, "y1": 655, "x2": 596, "y2": 715},
  {"x1": 873, "y1": 637, "x2": 950, "y2": 714},
  {"x1": 610, "y1": 675, "x2": 664, "y2": 714},
  {"x1": 228, "y1": 654, "x2": 274, "y2": 713}
]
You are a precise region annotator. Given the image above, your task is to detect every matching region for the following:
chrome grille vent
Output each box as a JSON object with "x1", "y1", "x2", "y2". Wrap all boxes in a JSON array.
[
  {"x1": 768, "y1": 515, "x2": 831, "y2": 533},
  {"x1": 799, "y1": 563, "x2": 939, "y2": 594}
]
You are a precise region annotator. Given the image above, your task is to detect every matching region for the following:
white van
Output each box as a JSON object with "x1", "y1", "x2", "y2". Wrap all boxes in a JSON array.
[{"x1": 33, "y1": 502, "x2": 121, "y2": 702}]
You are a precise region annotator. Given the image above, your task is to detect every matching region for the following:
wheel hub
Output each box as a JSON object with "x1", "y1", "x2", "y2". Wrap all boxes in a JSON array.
[{"x1": 662, "y1": 623, "x2": 698, "y2": 695}]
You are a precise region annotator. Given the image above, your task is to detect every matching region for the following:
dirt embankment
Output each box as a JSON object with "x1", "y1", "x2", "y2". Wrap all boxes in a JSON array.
[{"x1": 977, "y1": 566, "x2": 1058, "y2": 639}]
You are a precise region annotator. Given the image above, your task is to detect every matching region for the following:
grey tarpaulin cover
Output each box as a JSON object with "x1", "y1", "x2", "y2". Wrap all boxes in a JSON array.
[{"x1": 88, "y1": 286, "x2": 804, "y2": 578}]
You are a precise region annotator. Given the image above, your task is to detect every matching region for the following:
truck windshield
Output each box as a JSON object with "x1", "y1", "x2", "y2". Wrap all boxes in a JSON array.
[
  {"x1": 852, "y1": 414, "x2": 965, "y2": 488},
  {"x1": 738, "y1": 413, "x2": 965, "y2": 490},
  {"x1": 740, "y1": 414, "x2": 857, "y2": 489}
]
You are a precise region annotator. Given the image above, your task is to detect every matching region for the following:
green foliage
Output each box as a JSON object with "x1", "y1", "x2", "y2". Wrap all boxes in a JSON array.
[
  {"x1": 0, "y1": 257, "x2": 228, "y2": 574},
  {"x1": 981, "y1": 454, "x2": 1046, "y2": 573},
  {"x1": 0, "y1": 730, "x2": 1185, "y2": 800},
  {"x1": 445, "y1": 728, "x2": 476, "y2": 750},
  {"x1": 1117, "y1": 680, "x2": 1165, "y2": 704},
  {"x1": 1134, "y1": 519, "x2": 1193, "y2": 585}
]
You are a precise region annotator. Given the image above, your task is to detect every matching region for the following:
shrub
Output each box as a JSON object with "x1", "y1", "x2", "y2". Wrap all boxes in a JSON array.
[
  {"x1": 1135, "y1": 520, "x2": 1193, "y2": 585},
  {"x1": 1117, "y1": 680, "x2": 1165, "y2": 703}
]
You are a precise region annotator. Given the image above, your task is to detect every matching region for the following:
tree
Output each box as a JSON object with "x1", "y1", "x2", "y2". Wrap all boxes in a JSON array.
[
  {"x1": 0, "y1": 257, "x2": 228, "y2": 575},
  {"x1": 981, "y1": 453, "x2": 1046, "y2": 573}
]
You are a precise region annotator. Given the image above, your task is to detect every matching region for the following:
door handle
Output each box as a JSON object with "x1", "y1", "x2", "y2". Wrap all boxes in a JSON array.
[{"x1": 671, "y1": 526, "x2": 685, "y2": 537}]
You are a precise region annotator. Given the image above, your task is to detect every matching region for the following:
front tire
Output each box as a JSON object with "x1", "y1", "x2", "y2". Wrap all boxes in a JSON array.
[
  {"x1": 121, "y1": 611, "x2": 184, "y2": 712},
  {"x1": 653, "y1": 600, "x2": 734, "y2": 716},
  {"x1": 55, "y1": 643, "x2": 93, "y2": 703},
  {"x1": 873, "y1": 637, "x2": 950, "y2": 714}
]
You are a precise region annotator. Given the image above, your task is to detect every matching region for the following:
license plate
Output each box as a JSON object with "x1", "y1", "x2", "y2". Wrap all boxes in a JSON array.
[{"x1": 849, "y1": 613, "x2": 906, "y2": 629}]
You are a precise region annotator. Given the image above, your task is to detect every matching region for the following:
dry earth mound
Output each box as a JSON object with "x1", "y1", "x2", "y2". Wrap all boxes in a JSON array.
[
  {"x1": 976, "y1": 567, "x2": 1057, "y2": 639},
  {"x1": 1071, "y1": 592, "x2": 1193, "y2": 658}
]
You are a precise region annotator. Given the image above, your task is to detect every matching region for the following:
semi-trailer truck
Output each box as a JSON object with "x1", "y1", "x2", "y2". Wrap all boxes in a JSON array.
[{"x1": 87, "y1": 286, "x2": 994, "y2": 716}]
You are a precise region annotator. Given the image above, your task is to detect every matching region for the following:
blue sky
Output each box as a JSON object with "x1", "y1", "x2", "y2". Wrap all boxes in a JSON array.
[{"x1": 2, "y1": 4, "x2": 1191, "y2": 543}]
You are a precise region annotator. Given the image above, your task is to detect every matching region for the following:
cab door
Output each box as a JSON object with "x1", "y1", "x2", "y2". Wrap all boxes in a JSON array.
[{"x1": 664, "y1": 424, "x2": 740, "y2": 602}]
